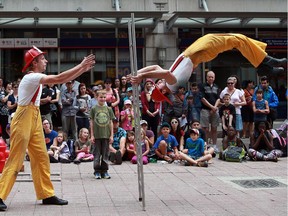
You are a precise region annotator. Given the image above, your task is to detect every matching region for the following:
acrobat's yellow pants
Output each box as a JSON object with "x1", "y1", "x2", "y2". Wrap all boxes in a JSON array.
[
  {"x1": 0, "y1": 105, "x2": 54, "y2": 200},
  {"x1": 183, "y1": 33, "x2": 267, "y2": 68}
]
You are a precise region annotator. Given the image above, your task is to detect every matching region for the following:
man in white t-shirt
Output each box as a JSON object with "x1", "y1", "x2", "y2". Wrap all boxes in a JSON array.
[{"x1": 0, "y1": 46, "x2": 95, "y2": 211}]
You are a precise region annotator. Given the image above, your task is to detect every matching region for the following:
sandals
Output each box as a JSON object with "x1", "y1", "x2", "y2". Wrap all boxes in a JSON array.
[{"x1": 163, "y1": 155, "x2": 174, "y2": 164}]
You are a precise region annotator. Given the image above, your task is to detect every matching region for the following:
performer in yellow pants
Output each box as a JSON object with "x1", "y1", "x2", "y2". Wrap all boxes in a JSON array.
[
  {"x1": 183, "y1": 33, "x2": 267, "y2": 68},
  {"x1": 0, "y1": 46, "x2": 95, "y2": 211},
  {"x1": 0, "y1": 105, "x2": 54, "y2": 200},
  {"x1": 129, "y1": 33, "x2": 287, "y2": 98}
]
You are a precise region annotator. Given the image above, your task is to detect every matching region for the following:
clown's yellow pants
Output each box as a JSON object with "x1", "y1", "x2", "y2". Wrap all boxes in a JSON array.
[
  {"x1": 0, "y1": 105, "x2": 54, "y2": 200},
  {"x1": 183, "y1": 33, "x2": 267, "y2": 68}
]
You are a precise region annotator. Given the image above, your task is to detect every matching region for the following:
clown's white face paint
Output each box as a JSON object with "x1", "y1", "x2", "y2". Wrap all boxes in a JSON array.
[{"x1": 166, "y1": 55, "x2": 193, "y2": 93}]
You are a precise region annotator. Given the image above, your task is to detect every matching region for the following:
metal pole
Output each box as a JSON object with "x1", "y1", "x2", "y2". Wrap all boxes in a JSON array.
[{"x1": 128, "y1": 13, "x2": 146, "y2": 211}]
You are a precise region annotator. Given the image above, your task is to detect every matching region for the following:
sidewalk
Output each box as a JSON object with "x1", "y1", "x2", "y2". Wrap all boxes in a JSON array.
[
  {"x1": 1, "y1": 119, "x2": 287, "y2": 215},
  {"x1": 2, "y1": 154, "x2": 287, "y2": 215}
]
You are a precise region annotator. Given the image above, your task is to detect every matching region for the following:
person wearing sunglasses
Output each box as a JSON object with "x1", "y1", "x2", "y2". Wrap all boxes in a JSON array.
[
  {"x1": 169, "y1": 117, "x2": 185, "y2": 151},
  {"x1": 217, "y1": 78, "x2": 246, "y2": 138}
]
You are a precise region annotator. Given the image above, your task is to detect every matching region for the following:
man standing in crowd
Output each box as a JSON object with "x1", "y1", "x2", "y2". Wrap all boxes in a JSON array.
[
  {"x1": 61, "y1": 81, "x2": 78, "y2": 140},
  {"x1": 40, "y1": 84, "x2": 53, "y2": 124},
  {"x1": 199, "y1": 71, "x2": 221, "y2": 152}
]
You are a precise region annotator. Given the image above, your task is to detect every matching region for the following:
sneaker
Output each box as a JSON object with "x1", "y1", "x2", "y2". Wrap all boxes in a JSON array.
[
  {"x1": 0, "y1": 199, "x2": 7, "y2": 211},
  {"x1": 59, "y1": 158, "x2": 71, "y2": 163},
  {"x1": 49, "y1": 155, "x2": 59, "y2": 163},
  {"x1": 115, "y1": 150, "x2": 122, "y2": 164},
  {"x1": 73, "y1": 159, "x2": 81, "y2": 164},
  {"x1": 197, "y1": 161, "x2": 208, "y2": 167},
  {"x1": 102, "y1": 172, "x2": 111, "y2": 179},
  {"x1": 212, "y1": 145, "x2": 220, "y2": 154},
  {"x1": 109, "y1": 152, "x2": 116, "y2": 162},
  {"x1": 173, "y1": 160, "x2": 180, "y2": 164},
  {"x1": 184, "y1": 161, "x2": 191, "y2": 166},
  {"x1": 42, "y1": 196, "x2": 68, "y2": 205},
  {"x1": 94, "y1": 172, "x2": 101, "y2": 179},
  {"x1": 81, "y1": 158, "x2": 93, "y2": 162},
  {"x1": 266, "y1": 153, "x2": 278, "y2": 162}
]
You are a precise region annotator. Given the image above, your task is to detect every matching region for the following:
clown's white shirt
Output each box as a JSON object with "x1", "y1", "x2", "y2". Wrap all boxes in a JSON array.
[
  {"x1": 166, "y1": 54, "x2": 193, "y2": 93},
  {"x1": 18, "y1": 72, "x2": 46, "y2": 106}
]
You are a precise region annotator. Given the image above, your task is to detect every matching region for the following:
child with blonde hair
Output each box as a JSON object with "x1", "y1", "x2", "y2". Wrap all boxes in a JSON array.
[
  {"x1": 131, "y1": 129, "x2": 150, "y2": 165},
  {"x1": 73, "y1": 127, "x2": 94, "y2": 164},
  {"x1": 120, "y1": 99, "x2": 134, "y2": 131},
  {"x1": 48, "y1": 131, "x2": 71, "y2": 163},
  {"x1": 90, "y1": 90, "x2": 115, "y2": 179}
]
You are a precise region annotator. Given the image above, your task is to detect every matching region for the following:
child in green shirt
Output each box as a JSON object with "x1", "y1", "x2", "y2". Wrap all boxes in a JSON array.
[{"x1": 90, "y1": 90, "x2": 115, "y2": 179}]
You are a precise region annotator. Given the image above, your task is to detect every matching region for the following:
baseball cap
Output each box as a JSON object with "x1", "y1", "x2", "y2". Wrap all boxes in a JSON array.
[
  {"x1": 140, "y1": 120, "x2": 148, "y2": 125},
  {"x1": 124, "y1": 99, "x2": 132, "y2": 105},
  {"x1": 145, "y1": 78, "x2": 154, "y2": 84},
  {"x1": 160, "y1": 122, "x2": 171, "y2": 130},
  {"x1": 190, "y1": 128, "x2": 199, "y2": 135},
  {"x1": 112, "y1": 117, "x2": 119, "y2": 122},
  {"x1": 126, "y1": 87, "x2": 133, "y2": 92},
  {"x1": 92, "y1": 86, "x2": 99, "y2": 92}
]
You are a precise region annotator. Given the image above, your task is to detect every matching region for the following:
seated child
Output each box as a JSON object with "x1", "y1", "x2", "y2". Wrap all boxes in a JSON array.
[
  {"x1": 131, "y1": 129, "x2": 150, "y2": 165},
  {"x1": 48, "y1": 131, "x2": 71, "y2": 163},
  {"x1": 248, "y1": 121, "x2": 282, "y2": 162},
  {"x1": 125, "y1": 130, "x2": 136, "y2": 161},
  {"x1": 153, "y1": 122, "x2": 179, "y2": 163},
  {"x1": 73, "y1": 128, "x2": 94, "y2": 164},
  {"x1": 220, "y1": 126, "x2": 246, "y2": 160},
  {"x1": 179, "y1": 128, "x2": 212, "y2": 167},
  {"x1": 184, "y1": 119, "x2": 215, "y2": 158}
]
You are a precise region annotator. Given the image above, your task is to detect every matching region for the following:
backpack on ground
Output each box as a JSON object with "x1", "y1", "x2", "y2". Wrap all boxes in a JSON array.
[{"x1": 223, "y1": 146, "x2": 247, "y2": 162}]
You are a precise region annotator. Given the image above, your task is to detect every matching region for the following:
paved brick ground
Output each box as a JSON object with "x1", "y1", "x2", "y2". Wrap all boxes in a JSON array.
[
  {"x1": 1, "y1": 120, "x2": 287, "y2": 215},
  {"x1": 1, "y1": 151, "x2": 287, "y2": 216}
]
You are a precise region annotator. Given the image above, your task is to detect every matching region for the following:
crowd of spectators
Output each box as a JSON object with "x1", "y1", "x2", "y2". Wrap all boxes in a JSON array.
[{"x1": 0, "y1": 72, "x2": 287, "y2": 168}]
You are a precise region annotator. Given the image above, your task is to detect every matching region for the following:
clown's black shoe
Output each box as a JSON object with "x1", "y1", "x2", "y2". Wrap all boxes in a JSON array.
[
  {"x1": 262, "y1": 55, "x2": 287, "y2": 67},
  {"x1": 0, "y1": 199, "x2": 7, "y2": 211},
  {"x1": 42, "y1": 196, "x2": 68, "y2": 205}
]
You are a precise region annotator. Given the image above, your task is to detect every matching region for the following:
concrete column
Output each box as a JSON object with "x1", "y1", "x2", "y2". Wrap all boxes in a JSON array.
[{"x1": 144, "y1": 21, "x2": 178, "y2": 69}]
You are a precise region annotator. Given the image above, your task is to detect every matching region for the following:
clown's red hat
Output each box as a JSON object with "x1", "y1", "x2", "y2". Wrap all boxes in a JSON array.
[
  {"x1": 22, "y1": 46, "x2": 46, "y2": 72},
  {"x1": 151, "y1": 86, "x2": 172, "y2": 105}
]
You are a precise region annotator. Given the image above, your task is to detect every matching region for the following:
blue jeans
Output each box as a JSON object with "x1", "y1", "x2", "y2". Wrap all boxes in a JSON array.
[
  {"x1": 192, "y1": 107, "x2": 201, "y2": 121},
  {"x1": 76, "y1": 117, "x2": 89, "y2": 134}
]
